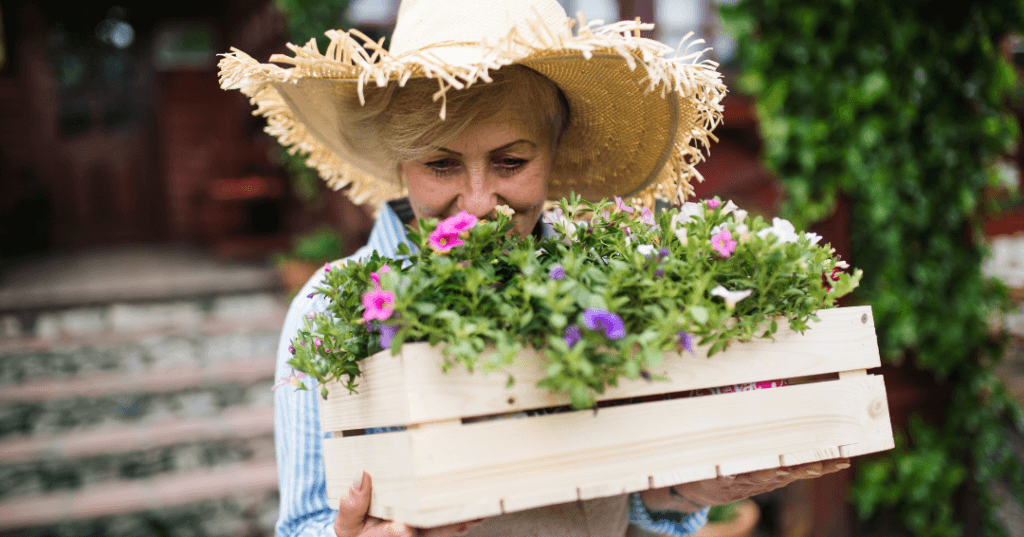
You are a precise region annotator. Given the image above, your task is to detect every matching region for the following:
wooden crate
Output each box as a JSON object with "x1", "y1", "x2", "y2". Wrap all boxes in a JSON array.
[{"x1": 318, "y1": 305, "x2": 894, "y2": 527}]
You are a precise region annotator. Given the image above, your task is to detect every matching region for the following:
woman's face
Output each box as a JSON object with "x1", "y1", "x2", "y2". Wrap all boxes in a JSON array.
[{"x1": 400, "y1": 108, "x2": 552, "y2": 238}]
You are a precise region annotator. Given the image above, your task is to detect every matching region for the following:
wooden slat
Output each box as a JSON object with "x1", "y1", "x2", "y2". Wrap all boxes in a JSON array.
[
  {"x1": 322, "y1": 374, "x2": 893, "y2": 527},
  {"x1": 0, "y1": 458, "x2": 278, "y2": 530},
  {"x1": 320, "y1": 306, "x2": 879, "y2": 431}
]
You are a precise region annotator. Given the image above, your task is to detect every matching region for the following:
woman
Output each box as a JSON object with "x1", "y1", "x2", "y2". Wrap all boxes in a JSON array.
[{"x1": 219, "y1": 1, "x2": 849, "y2": 535}]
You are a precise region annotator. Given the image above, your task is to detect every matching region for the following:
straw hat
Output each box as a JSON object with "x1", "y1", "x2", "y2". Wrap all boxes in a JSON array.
[{"x1": 218, "y1": 0, "x2": 727, "y2": 212}]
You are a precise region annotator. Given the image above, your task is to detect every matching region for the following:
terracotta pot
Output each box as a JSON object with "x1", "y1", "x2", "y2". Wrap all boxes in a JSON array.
[
  {"x1": 278, "y1": 259, "x2": 321, "y2": 296},
  {"x1": 694, "y1": 500, "x2": 760, "y2": 537}
]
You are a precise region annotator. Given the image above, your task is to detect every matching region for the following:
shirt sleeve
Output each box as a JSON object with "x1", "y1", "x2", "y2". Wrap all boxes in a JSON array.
[
  {"x1": 273, "y1": 269, "x2": 338, "y2": 537},
  {"x1": 627, "y1": 492, "x2": 709, "y2": 536}
]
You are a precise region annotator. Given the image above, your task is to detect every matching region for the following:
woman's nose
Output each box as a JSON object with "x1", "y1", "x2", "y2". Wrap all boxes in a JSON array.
[{"x1": 456, "y1": 168, "x2": 498, "y2": 217}]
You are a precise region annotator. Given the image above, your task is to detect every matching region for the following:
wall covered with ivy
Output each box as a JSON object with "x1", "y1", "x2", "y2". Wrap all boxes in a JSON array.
[{"x1": 722, "y1": 0, "x2": 1024, "y2": 535}]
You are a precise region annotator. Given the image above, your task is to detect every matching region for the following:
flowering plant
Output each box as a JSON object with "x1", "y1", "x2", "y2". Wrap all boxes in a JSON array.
[{"x1": 286, "y1": 194, "x2": 860, "y2": 409}]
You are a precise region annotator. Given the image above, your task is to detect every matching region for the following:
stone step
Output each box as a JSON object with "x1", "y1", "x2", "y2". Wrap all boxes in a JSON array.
[
  {"x1": 0, "y1": 404, "x2": 274, "y2": 464},
  {"x1": 0, "y1": 293, "x2": 287, "y2": 355},
  {"x1": 0, "y1": 355, "x2": 276, "y2": 403},
  {"x1": 0, "y1": 456, "x2": 278, "y2": 530}
]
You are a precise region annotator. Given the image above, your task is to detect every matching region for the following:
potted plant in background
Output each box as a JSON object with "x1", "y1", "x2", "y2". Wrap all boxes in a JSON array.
[{"x1": 275, "y1": 226, "x2": 345, "y2": 296}]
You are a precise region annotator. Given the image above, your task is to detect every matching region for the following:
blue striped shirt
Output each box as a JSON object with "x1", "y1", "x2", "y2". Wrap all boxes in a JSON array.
[{"x1": 273, "y1": 203, "x2": 707, "y2": 536}]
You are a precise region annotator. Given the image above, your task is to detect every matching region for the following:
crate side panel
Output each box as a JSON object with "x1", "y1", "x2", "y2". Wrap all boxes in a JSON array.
[
  {"x1": 401, "y1": 375, "x2": 891, "y2": 515},
  {"x1": 319, "y1": 350, "x2": 412, "y2": 432},
  {"x1": 391, "y1": 307, "x2": 880, "y2": 423},
  {"x1": 323, "y1": 432, "x2": 418, "y2": 511}
]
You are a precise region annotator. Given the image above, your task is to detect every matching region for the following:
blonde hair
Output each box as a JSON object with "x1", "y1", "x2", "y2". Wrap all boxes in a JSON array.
[{"x1": 343, "y1": 65, "x2": 570, "y2": 171}]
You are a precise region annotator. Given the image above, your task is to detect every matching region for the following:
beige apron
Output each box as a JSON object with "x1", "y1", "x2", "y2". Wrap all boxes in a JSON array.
[{"x1": 463, "y1": 494, "x2": 629, "y2": 537}]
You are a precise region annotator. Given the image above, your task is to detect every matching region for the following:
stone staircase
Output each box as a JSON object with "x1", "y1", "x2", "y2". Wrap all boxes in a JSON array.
[{"x1": 0, "y1": 260, "x2": 288, "y2": 536}]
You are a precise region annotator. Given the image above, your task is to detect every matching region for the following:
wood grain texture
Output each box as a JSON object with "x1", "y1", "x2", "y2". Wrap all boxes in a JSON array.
[
  {"x1": 780, "y1": 446, "x2": 843, "y2": 466},
  {"x1": 319, "y1": 306, "x2": 880, "y2": 431},
  {"x1": 322, "y1": 375, "x2": 894, "y2": 527}
]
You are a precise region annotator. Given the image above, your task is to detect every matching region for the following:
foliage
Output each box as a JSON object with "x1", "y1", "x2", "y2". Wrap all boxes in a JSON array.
[
  {"x1": 276, "y1": 226, "x2": 345, "y2": 264},
  {"x1": 285, "y1": 195, "x2": 858, "y2": 408},
  {"x1": 722, "y1": 0, "x2": 1024, "y2": 534},
  {"x1": 706, "y1": 501, "x2": 740, "y2": 523},
  {"x1": 274, "y1": 0, "x2": 350, "y2": 47}
]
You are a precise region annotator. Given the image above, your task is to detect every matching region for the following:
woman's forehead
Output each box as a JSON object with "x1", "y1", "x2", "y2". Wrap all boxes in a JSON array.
[{"x1": 433, "y1": 109, "x2": 549, "y2": 154}]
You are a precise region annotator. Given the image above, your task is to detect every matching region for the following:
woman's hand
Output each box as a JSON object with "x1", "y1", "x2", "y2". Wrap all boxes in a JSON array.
[
  {"x1": 334, "y1": 472, "x2": 484, "y2": 537},
  {"x1": 639, "y1": 459, "x2": 851, "y2": 513}
]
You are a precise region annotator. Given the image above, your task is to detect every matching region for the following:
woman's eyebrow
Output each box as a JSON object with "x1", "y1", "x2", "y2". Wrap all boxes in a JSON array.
[{"x1": 433, "y1": 139, "x2": 537, "y2": 157}]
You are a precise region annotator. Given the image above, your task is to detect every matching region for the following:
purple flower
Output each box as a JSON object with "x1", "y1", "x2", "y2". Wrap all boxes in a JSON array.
[
  {"x1": 549, "y1": 264, "x2": 566, "y2": 280},
  {"x1": 379, "y1": 324, "x2": 400, "y2": 349},
  {"x1": 660, "y1": 248, "x2": 670, "y2": 258},
  {"x1": 288, "y1": 345, "x2": 295, "y2": 354},
  {"x1": 582, "y1": 309, "x2": 626, "y2": 340},
  {"x1": 655, "y1": 268, "x2": 664, "y2": 278},
  {"x1": 307, "y1": 293, "x2": 315, "y2": 299},
  {"x1": 678, "y1": 331, "x2": 695, "y2": 354},
  {"x1": 564, "y1": 324, "x2": 582, "y2": 348}
]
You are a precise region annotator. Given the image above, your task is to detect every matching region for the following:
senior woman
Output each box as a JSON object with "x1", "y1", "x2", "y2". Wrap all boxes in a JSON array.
[{"x1": 219, "y1": 1, "x2": 849, "y2": 535}]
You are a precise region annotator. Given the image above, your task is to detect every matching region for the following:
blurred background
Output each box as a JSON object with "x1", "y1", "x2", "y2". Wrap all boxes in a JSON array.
[{"x1": 1, "y1": 0, "x2": 1024, "y2": 536}]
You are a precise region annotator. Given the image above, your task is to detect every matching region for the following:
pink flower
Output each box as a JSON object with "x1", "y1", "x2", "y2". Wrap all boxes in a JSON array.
[
  {"x1": 614, "y1": 196, "x2": 635, "y2": 214},
  {"x1": 324, "y1": 262, "x2": 332, "y2": 273},
  {"x1": 428, "y1": 229, "x2": 465, "y2": 253},
  {"x1": 313, "y1": 337, "x2": 321, "y2": 348},
  {"x1": 711, "y1": 228, "x2": 737, "y2": 258},
  {"x1": 439, "y1": 211, "x2": 478, "y2": 235},
  {"x1": 272, "y1": 370, "x2": 306, "y2": 391},
  {"x1": 362, "y1": 286, "x2": 395, "y2": 321},
  {"x1": 639, "y1": 207, "x2": 656, "y2": 226},
  {"x1": 706, "y1": 199, "x2": 721, "y2": 209}
]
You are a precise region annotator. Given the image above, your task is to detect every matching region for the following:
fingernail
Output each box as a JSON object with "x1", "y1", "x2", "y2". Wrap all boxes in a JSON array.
[
  {"x1": 351, "y1": 470, "x2": 365, "y2": 491},
  {"x1": 776, "y1": 470, "x2": 790, "y2": 477},
  {"x1": 836, "y1": 462, "x2": 851, "y2": 469},
  {"x1": 806, "y1": 470, "x2": 821, "y2": 476}
]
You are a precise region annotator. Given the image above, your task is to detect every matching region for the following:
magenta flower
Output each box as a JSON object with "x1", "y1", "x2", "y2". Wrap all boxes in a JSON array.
[
  {"x1": 272, "y1": 370, "x2": 306, "y2": 391},
  {"x1": 379, "y1": 323, "x2": 400, "y2": 349},
  {"x1": 564, "y1": 324, "x2": 582, "y2": 348},
  {"x1": 439, "y1": 211, "x2": 478, "y2": 234},
  {"x1": 362, "y1": 286, "x2": 395, "y2": 322},
  {"x1": 428, "y1": 228, "x2": 464, "y2": 253},
  {"x1": 324, "y1": 262, "x2": 332, "y2": 273},
  {"x1": 313, "y1": 337, "x2": 321, "y2": 348},
  {"x1": 711, "y1": 228, "x2": 737, "y2": 258},
  {"x1": 639, "y1": 207, "x2": 656, "y2": 226},
  {"x1": 706, "y1": 199, "x2": 721, "y2": 209},
  {"x1": 288, "y1": 344, "x2": 295, "y2": 355},
  {"x1": 549, "y1": 264, "x2": 566, "y2": 280},
  {"x1": 678, "y1": 332, "x2": 695, "y2": 354},
  {"x1": 613, "y1": 196, "x2": 635, "y2": 214},
  {"x1": 582, "y1": 309, "x2": 626, "y2": 340}
]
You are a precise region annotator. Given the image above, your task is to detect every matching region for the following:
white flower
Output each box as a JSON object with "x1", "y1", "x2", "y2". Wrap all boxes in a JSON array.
[
  {"x1": 495, "y1": 205, "x2": 515, "y2": 217},
  {"x1": 756, "y1": 217, "x2": 799, "y2": 244},
  {"x1": 636, "y1": 244, "x2": 657, "y2": 257},
  {"x1": 671, "y1": 202, "x2": 705, "y2": 227},
  {"x1": 673, "y1": 226, "x2": 688, "y2": 246},
  {"x1": 711, "y1": 286, "x2": 753, "y2": 308},
  {"x1": 720, "y1": 200, "x2": 739, "y2": 217},
  {"x1": 835, "y1": 260, "x2": 850, "y2": 269},
  {"x1": 734, "y1": 224, "x2": 750, "y2": 242},
  {"x1": 544, "y1": 208, "x2": 576, "y2": 244},
  {"x1": 804, "y1": 232, "x2": 823, "y2": 245},
  {"x1": 733, "y1": 209, "x2": 748, "y2": 223}
]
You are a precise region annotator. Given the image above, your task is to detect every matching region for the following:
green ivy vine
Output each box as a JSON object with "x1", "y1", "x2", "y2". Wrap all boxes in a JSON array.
[{"x1": 722, "y1": 0, "x2": 1024, "y2": 535}]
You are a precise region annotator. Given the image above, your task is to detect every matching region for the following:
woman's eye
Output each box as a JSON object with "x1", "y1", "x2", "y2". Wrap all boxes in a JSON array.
[
  {"x1": 493, "y1": 157, "x2": 527, "y2": 176},
  {"x1": 425, "y1": 159, "x2": 460, "y2": 178}
]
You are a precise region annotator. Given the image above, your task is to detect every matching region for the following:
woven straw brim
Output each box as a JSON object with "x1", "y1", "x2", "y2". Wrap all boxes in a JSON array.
[{"x1": 218, "y1": 18, "x2": 726, "y2": 212}]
